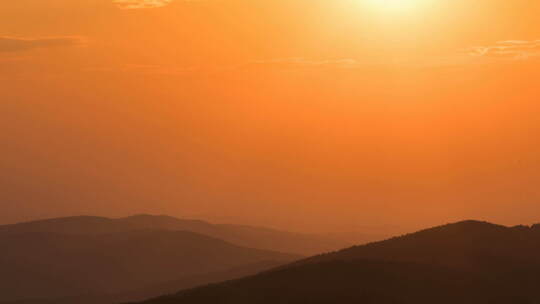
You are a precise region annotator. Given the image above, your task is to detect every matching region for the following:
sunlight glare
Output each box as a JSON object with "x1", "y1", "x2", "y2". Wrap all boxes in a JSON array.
[{"x1": 364, "y1": 0, "x2": 428, "y2": 14}]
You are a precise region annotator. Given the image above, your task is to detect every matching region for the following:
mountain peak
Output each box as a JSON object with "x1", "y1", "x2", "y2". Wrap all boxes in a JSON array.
[
  {"x1": 398, "y1": 220, "x2": 509, "y2": 239},
  {"x1": 119, "y1": 214, "x2": 212, "y2": 227},
  {"x1": 450, "y1": 219, "x2": 497, "y2": 226},
  {"x1": 123, "y1": 214, "x2": 175, "y2": 220},
  {"x1": 300, "y1": 219, "x2": 527, "y2": 269},
  {"x1": 435, "y1": 219, "x2": 505, "y2": 230}
]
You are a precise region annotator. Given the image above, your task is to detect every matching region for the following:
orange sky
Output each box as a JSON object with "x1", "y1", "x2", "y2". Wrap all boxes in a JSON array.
[{"x1": 2, "y1": 0, "x2": 540, "y2": 234}]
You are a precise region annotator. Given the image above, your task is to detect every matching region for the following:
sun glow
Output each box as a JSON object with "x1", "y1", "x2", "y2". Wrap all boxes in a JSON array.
[{"x1": 364, "y1": 0, "x2": 428, "y2": 14}]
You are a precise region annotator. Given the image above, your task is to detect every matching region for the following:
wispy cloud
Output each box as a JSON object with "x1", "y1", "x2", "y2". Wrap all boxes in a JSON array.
[
  {"x1": 113, "y1": 0, "x2": 173, "y2": 9},
  {"x1": 467, "y1": 40, "x2": 540, "y2": 60},
  {"x1": 0, "y1": 36, "x2": 84, "y2": 53}
]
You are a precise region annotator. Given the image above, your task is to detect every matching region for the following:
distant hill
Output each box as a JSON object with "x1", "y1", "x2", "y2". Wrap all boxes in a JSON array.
[
  {"x1": 0, "y1": 215, "x2": 350, "y2": 255},
  {"x1": 0, "y1": 229, "x2": 299, "y2": 303},
  {"x1": 1, "y1": 261, "x2": 285, "y2": 304},
  {"x1": 133, "y1": 220, "x2": 540, "y2": 304}
]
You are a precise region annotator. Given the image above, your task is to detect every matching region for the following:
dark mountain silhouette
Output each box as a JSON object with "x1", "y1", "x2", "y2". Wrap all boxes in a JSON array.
[
  {"x1": 303, "y1": 220, "x2": 540, "y2": 269},
  {"x1": 132, "y1": 220, "x2": 540, "y2": 304},
  {"x1": 0, "y1": 229, "x2": 299, "y2": 303},
  {"x1": 0, "y1": 215, "x2": 349, "y2": 255}
]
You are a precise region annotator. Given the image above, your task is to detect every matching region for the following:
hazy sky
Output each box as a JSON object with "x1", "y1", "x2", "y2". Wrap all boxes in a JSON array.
[{"x1": 2, "y1": 0, "x2": 540, "y2": 233}]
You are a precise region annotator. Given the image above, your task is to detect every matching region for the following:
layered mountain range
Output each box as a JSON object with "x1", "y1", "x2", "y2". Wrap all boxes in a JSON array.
[
  {"x1": 134, "y1": 221, "x2": 540, "y2": 304},
  {"x1": 1, "y1": 215, "x2": 345, "y2": 303}
]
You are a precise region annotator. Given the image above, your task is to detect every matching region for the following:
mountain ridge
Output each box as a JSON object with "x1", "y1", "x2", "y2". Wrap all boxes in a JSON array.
[
  {"x1": 0, "y1": 226, "x2": 300, "y2": 303},
  {"x1": 133, "y1": 219, "x2": 540, "y2": 304},
  {"x1": 0, "y1": 214, "x2": 350, "y2": 255}
]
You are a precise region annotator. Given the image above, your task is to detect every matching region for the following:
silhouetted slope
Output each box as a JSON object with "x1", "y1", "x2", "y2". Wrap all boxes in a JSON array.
[
  {"x1": 304, "y1": 220, "x2": 540, "y2": 269},
  {"x1": 0, "y1": 215, "x2": 349, "y2": 255},
  {"x1": 0, "y1": 230, "x2": 299, "y2": 303},
  {"x1": 134, "y1": 220, "x2": 540, "y2": 304},
  {"x1": 136, "y1": 261, "x2": 500, "y2": 304}
]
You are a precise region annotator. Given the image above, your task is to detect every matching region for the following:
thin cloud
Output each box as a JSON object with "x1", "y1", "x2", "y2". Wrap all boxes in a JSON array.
[
  {"x1": 113, "y1": 0, "x2": 173, "y2": 9},
  {"x1": 0, "y1": 36, "x2": 84, "y2": 53},
  {"x1": 467, "y1": 40, "x2": 540, "y2": 60}
]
